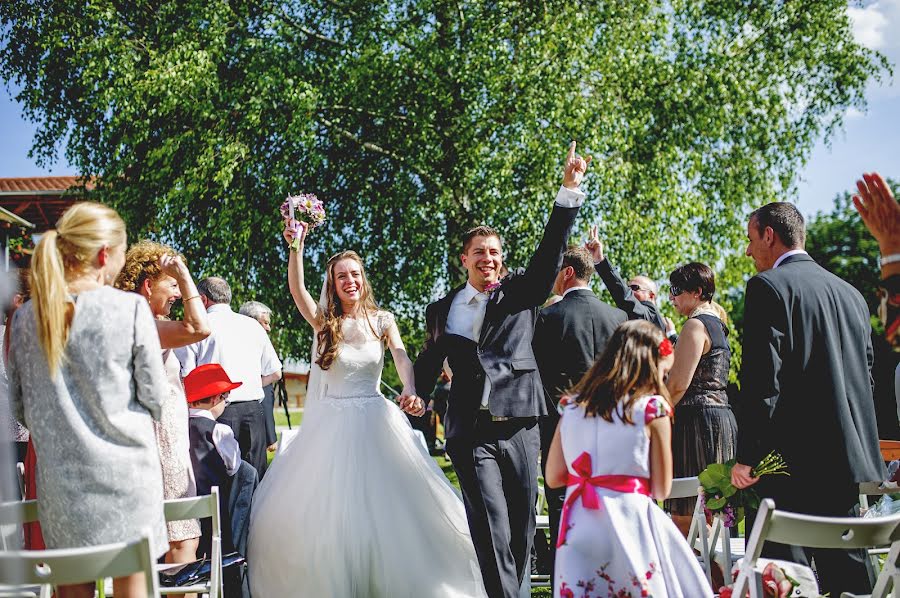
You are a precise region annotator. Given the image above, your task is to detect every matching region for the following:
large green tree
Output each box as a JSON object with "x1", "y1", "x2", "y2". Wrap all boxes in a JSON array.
[
  {"x1": 806, "y1": 178, "x2": 899, "y2": 327},
  {"x1": 1, "y1": 0, "x2": 889, "y2": 359}
]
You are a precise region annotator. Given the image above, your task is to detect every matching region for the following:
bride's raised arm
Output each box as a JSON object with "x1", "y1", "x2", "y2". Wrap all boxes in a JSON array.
[
  {"x1": 384, "y1": 315, "x2": 425, "y2": 416},
  {"x1": 285, "y1": 221, "x2": 324, "y2": 332}
]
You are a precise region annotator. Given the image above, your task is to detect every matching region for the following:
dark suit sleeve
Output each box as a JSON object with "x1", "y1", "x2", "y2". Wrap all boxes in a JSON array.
[
  {"x1": 736, "y1": 276, "x2": 786, "y2": 467},
  {"x1": 504, "y1": 203, "x2": 580, "y2": 310},
  {"x1": 414, "y1": 303, "x2": 445, "y2": 405},
  {"x1": 594, "y1": 259, "x2": 663, "y2": 329}
]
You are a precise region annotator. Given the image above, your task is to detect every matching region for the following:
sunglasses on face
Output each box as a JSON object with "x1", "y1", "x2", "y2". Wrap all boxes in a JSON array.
[
  {"x1": 629, "y1": 284, "x2": 651, "y2": 293},
  {"x1": 669, "y1": 285, "x2": 684, "y2": 297}
]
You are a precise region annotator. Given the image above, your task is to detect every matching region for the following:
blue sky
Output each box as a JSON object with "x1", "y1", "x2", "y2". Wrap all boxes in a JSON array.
[{"x1": 0, "y1": 1, "x2": 897, "y2": 219}]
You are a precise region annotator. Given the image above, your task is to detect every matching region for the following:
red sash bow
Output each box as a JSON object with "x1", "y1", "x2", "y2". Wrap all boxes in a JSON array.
[{"x1": 556, "y1": 451, "x2": 651, "y2": 548}]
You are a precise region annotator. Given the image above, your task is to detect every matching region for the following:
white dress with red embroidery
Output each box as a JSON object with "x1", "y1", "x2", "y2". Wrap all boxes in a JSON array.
[{"x1": 554, "y1": 395, "x2": 712, "y2": 598}]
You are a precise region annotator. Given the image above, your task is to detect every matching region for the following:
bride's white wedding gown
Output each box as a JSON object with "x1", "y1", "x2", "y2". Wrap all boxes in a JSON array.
[{"x1": 248, "y1": 312, "x2": 486, "y2": 597}]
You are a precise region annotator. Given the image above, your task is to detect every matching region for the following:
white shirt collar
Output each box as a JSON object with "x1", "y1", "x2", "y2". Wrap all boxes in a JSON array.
[
  {"x1": 188, "y1": 407, "x2": 217, "y2": 420},
  {"x1": 206, "y1": 303, "x2": 233, "y2": 314},
  {"x1": 459, "y1": 281, "x2": 486, "y2": 304},
  {"x1": 562, "y1": 285, "x2": 591, "y2": 298},
  {"x1": 773, "y1": 249, "x2": 808, "y2": 269}
]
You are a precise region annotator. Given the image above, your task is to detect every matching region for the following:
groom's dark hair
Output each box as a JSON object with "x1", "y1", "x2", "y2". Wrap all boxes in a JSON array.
[{"x1": 462, "y1": 225, "x2": 502, "y2": 253}]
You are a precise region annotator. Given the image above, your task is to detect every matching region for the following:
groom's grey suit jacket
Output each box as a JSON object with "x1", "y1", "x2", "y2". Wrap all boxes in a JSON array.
[{"x1": 415, "y1": 203, "x2": 580, "y2": 439}]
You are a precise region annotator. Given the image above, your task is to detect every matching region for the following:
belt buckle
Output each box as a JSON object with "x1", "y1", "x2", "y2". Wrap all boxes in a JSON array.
[{"x1": 491, "y1": 415, "x2": 511, "y2": 422}]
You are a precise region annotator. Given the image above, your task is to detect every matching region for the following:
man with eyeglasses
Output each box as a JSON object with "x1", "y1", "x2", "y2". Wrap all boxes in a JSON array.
[{"x1": 585, "y1": 225, "x2": 676, "y2": 340}]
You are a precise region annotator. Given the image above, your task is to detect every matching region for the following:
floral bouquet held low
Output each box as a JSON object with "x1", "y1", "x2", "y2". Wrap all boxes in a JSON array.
[
  {"x1": 281, "y1": 193, "x2": 326, "y2": 251},
  {"x1": 698, "y1": 451, "x2": 789, "y2": 528}
]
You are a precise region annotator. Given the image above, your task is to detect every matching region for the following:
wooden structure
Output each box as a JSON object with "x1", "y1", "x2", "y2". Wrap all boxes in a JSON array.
[{"x1": 0, "y1": 176, "x2": 88, "y2": 233}]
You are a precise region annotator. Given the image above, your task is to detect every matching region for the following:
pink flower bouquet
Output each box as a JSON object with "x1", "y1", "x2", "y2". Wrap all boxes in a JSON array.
[{"x1": 281, "y1": 193, "x2": 326, "y2": 251}]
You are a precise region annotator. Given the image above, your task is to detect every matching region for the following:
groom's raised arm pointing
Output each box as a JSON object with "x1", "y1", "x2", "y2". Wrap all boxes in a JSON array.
[
  {"x1": 501, "y1": 141, "x2": 591, "y2": 311},
  {"x1": 413, "y1": 141, "x2": 590, "y2": 598},
  {"x1": 414, "y1": 141, "x2": 591, "y2": 402}
]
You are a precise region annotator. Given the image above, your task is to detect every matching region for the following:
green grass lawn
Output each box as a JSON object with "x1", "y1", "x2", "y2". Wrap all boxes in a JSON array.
[{"x1": 273, "y1": 409, "x2": 301, "y2": 428}]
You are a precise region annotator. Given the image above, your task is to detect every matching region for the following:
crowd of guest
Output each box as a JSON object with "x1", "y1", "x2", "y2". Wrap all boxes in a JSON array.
[
  {"x1": 1, "y1": 204, "x2": 280, "y2": 597},
  {"x1": 0, "y1": 167, "x2": 897, "y2": 598}
]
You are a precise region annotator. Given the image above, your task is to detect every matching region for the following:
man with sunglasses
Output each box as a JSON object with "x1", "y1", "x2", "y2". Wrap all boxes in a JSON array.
[{"x1": 585, "y1": 225, "x2": 675, "y2": 338}]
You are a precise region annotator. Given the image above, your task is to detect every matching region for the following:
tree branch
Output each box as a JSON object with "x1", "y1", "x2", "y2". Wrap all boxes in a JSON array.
[
  {"x1": 279, "y1": 11, "x2": 346, "y2": 47},
  {"x1": 319, "y1": 117, "x2": 441, "y2": 188}
]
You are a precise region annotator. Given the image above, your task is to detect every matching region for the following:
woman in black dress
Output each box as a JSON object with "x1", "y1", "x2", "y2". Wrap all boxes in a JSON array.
[{"x1": 664, "y1": 262, "x2": 737, "y2": 536}]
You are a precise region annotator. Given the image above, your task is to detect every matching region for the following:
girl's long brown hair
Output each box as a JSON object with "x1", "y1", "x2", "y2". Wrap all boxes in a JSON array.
[
  {"x1": 315, "y1": 251, "x2": 382, "y2": 370},
  {"x1": 571, "y1": 320, "x2": 671, "y2": 424}
]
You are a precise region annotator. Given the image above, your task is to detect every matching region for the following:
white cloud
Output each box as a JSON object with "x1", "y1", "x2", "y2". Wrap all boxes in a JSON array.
[
  {"x1": 845, "y1": 106, "x2": 865, "y2": 119},
  {"x1": 848, "y1": 3, "x2": 889, "y2": 49},
  {"x1": 847, "y1": 0, "x2": 899, "y2": 99}
]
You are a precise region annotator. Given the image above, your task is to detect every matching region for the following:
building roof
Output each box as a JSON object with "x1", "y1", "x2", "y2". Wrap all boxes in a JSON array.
[
  {"x1": 0, "y1": 176, "x2": 91, "y2": 231},
  {"x1": 0, "y1": 176, "x2": 93, "y2": 194}
]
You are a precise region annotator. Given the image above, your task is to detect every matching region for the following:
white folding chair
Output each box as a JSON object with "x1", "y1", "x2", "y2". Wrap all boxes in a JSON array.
[
  {"x1": 664, "y1": 477, "x2": 720, "y2": 585},
  {"x1": 732, "y1": 498, "x2": 900, "y2": 598},
  {"x1": 276, "y1": 429, "x2": 299, "y2": 455},
  {"x1": 858, "y1": 481, "x2": 899, "y2": 576},
  {"x1": 0, "y1": 499, "x2": 40, "y2": 597},
  {"x1": 0, "y1": 529, "x2": 160, "y2": 598},
  {"x1": 531, "y1": 482, "x2": 551, "y2": 589},
  {"x1": 159, "y1": 486, "x2": 223, "y2": 598}
]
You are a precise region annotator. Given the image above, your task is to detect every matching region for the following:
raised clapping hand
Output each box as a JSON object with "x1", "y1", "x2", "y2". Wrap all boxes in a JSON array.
[
  {"x1": 853, "y1": 173, "x2": 900, "y2": 254},
  {"x1": 562, "y1": 140, "x2": 592, "y2": 190},
  {"x1": 398, "y1": 394, "x2": 426, "y2": 417},
  {"x1": 584, "y1": 224, "x2": 604, "y2": 263}
]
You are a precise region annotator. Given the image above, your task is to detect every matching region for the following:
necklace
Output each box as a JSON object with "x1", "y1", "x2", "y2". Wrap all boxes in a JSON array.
[{"x1": 688, "y1": 303, "x2": 718, "y2": 319}]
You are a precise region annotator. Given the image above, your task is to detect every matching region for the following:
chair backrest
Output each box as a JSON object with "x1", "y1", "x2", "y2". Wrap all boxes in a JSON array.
[
  {"x1": 750, "y1": 498, "x2": 900, "y2": 552},
  {"x1": 0, "y1": 530, "x2": 159, "y2": 596},
  {"x1": 163, "y1": 487, "x2": 222, "y2": 598},
  {"x1": 163, "y1": 487, "x2": 220, "y2": 537},
  {"x1": 733, "y1": 498, "x2": 900, "y2": 598},
  {"x1": 0, "y1": 500, "x2": 38, "y2": 527},
  {"x1": 669, "y1": 476, "x2": 700, "y2": 500},
  {"x1": 277, "y1": 429, "x2": 299, "y2": 455}
]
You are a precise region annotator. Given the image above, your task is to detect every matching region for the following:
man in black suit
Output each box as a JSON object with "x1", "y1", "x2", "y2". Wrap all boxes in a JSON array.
[
  {"x1": 413, "y1": 142, "x2": 591, "y2": 598},
  {"x1": 586, "y1": 226, "x2": 675, "y2": 339},
  {"x1": 731, "y1": 201, "x2": 885, "y2": 597},
  {"x1": 533, "y1": 245, "x2": 626, "y2": 576}
]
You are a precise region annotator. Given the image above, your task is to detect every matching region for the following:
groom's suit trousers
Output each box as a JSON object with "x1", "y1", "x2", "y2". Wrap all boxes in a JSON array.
[{"x1": 446, "y1": 415, "x2": 540, "y2": 598}]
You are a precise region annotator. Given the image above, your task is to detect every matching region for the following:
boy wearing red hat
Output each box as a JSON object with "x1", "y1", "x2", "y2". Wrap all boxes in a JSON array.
[{"x1": 185, "y1": 364, "x2": 244, "y2": 496}]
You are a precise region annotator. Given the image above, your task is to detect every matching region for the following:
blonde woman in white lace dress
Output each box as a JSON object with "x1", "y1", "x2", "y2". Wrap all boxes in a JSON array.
[{"x1": 247, "y1": 223, "x2": 485, "y2": 597}]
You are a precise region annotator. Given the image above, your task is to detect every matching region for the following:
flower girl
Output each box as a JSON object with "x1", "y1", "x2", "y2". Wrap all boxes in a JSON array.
[{"x1": 545, "y1": 320, "x2": 712, "y2": 597}]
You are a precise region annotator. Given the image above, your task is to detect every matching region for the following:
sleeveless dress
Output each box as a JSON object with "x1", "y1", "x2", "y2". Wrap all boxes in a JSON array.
[
  {"x1": 156, "y1": 349, "x2": 201, "y2": 542},
  {"x1": 555, "y1": 396, "x2": 712, "y2": 598},
  {"x1": 248, "y1": 312, "x2": 486, "y2": 597},
  {"x1": 667, "y1": 313, "x2": 738, "y2": 516}
]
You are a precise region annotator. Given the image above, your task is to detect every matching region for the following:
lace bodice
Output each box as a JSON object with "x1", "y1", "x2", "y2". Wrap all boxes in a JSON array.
[{"x1": 318, "y1": 311, "x2": 393, "y2": 400}]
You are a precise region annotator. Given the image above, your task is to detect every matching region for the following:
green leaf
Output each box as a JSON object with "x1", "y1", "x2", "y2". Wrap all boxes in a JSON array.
[{"x1": 706, "y1": 496, "x2": 728, "y2": 510}]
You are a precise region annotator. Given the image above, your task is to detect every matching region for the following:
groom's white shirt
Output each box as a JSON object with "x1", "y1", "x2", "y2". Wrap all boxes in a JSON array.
[{"x1": 445, "y1": 185, "x2": 585, "y2": 407}]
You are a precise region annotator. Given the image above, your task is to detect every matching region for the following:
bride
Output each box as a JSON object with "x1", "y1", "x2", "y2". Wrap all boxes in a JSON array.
[{"x1": 247, "y1": 222, "x2": 486, "y2": 597}]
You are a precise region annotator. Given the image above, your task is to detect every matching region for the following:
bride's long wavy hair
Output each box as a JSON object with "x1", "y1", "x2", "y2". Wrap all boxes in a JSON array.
[{"x1": 316, "y1": 250, "x2": 382, "y2": 370}]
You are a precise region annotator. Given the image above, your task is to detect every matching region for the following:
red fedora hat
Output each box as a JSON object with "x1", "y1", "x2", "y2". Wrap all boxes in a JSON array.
[{"x1": 184, "y1": 364, "x2": 243, "y2": 403}]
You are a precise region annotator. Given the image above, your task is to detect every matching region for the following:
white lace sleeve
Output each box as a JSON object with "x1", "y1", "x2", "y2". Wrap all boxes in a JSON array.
[{"x1": 378, "y1": 311, "x2": 396, "y2": 340}]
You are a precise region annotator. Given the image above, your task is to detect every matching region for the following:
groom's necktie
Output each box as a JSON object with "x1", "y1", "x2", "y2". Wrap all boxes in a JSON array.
[{"x1": 469, "y1": 291, "x2": 489, "y2": 342}]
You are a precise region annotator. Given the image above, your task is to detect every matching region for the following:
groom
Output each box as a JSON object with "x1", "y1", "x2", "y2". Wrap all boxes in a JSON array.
[{"x1": 412, "y1": 142, "x2": 590, "y2": 597}]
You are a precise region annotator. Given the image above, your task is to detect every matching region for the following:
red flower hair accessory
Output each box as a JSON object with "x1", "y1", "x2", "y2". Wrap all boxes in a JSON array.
[{"x1": 658, "y1": 338, "x2": 674, "y2": 357}]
